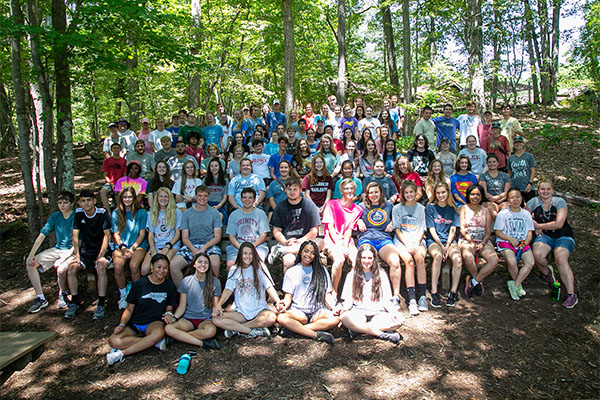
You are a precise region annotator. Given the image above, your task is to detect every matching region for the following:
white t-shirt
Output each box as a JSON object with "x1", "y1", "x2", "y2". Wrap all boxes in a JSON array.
[
  {"x1": 457, "y1": 114, "x2": 482, "y2": 146},
  {"x1": 247, "y1": 153, "x2": 271, "y2": 179},
  {"x1": 341, "y1": 269, "x2": 393, "y2": 314},
  {"x1": 358, "y1": 118, "x2": 381, "y2": 139},
  {"x1": 225, "y1": 265, "x2": 273, "y2": 320},
  {"x1": 149, "y1": 130, "x2": 172, "y2": 151},
  {"x1": 493, "y1": 208, "x2": 534, "y2": 244},
  {"x1": 282, "y1": 264, "x2": 332, "y2": 314}
]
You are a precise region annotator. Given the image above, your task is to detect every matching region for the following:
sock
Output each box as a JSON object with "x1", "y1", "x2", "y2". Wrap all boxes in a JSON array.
[
  {"x1": 407, "y1": 287, "x2": 416, "y2": 302},
  {"x1": 417, "y1": 284, "x2": 427, "y2": 298},
  {"x1": 97, "y1": 296, "x2": 106, "y2": 307},
  {"x1": 37, "y1": 294, "x2": 46, "y2": 301},
  {"x1": 119, "y1": 287, "x2": 127, "y2": 297},
  {"x1": 71, "y1": 294, "x2": 81, "y2": 305},
  {"x1": 471, "y1": 277, "x2": 479, "y2": 286}
]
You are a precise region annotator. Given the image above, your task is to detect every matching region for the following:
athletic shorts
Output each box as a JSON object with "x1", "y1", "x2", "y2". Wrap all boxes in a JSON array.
[
  {"x1": 130, "y1": 323, "x2": 150, "y2": 336},
  {"x1": 184, "y1": 317, "x2": 209, "y2": 329},
  {"x1": 177, "y1": 244, "x2": 221, "y2": 262},
  {"x1": 497, "y1": 241, "x2": 531, "y2": 254},
  {"x1": 34, "y1": 247, "x2": 74, "y2": 272},
  {"x1": 289, "y1": 307, "x2": 330, "y2": 323},
  {"x1": 534, "y1": 234, "x2": 575, "y2": 254},
  {"x1": 79, "y1": 254, "x2": 112, "y2": 270},
  {"x1": 357, "y1": 238, "x2": 393, "y2": 252}
]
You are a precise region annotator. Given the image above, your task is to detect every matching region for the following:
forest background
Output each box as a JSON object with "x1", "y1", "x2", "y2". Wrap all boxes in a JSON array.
[{"x1": 2, "y1": 0, "x2": 599, "y2": 238}]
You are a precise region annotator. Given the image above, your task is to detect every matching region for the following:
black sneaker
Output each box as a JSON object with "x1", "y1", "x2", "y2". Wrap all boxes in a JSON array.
[
  {"x1": 378, "y1": 331, "x2": 402, "y2": 344},
  {"x1": 28, "y1": 297, "x2": 49, "y2": 314},
  {"x1": 202, "y1": 338, "x2": 221, "y2": 350},
  {"x1": 430, "y1": 293, "x2": 441, "y2": 308},
  {"x1": 347, "y1": 329, "x2": 359, "y2": 340},
  {"x1": 279, "y1": 327, "x2": 294, "y2": 338},
  {"x1": 464, "y1": 275, "x2": 475, "y2": 298},
  {"x1": 64, "y1": 303, "x2": 83, "y2": 319},
  {"x1": 446, "y1": 292, "x2": 458, "y2": 307},
  {"x1": 316, "y1": 331, "x2": 334, "y2": 344}
]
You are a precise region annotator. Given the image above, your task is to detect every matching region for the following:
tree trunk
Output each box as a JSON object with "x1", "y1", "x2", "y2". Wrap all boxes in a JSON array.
[
  {"x1": 382, "y1": 4, "x2": 399, "y2": 88},
  {"x1": 467, "y1": 0, "x2": 485, "y2": 114},
  {"x1": 26, "y1": 0, "x2": 56, "y2": 209},
  {"x1": 402, "y1": 0, "x2": 412, "y2": 135},
  {"x1": 336, "y1": 0, "x2": 346, "y2": 105},
  {"x1": 429, "y1": 16, "x2": 436, "y2": 66},
  {"x1": 550, "y1": 0, "x2": 560, "y2": 103},
  {"x1": 523, "y1": 0, "x2": 541, "y2": 104},
  {"x1": 10, "y1": 0, "x2": 41, "y2": 239},
  {"x1": 282, "y1": 0, "x2": 295, "y2": 114},
  {"x1": 538, "y1": 0, "x2": 553, "y2": 104},
  {"x1": 90, "y1": 72, "x2": 99, "y2": 141},
  {"x1": 188, "y1": 0, "x2": 202, "y2": 111},
  {"x1": 52, "y1": 0, "x2": 75, "y2": 192},
  {"x1": 0, "y1": 84, "x2": 18, "y2": 157},
  {"x1": 490, "y1": 3, "x2": 501, "y2": 110},
  {"x1": 126, "y1": 34, "x2": 141, "y2": 128}
]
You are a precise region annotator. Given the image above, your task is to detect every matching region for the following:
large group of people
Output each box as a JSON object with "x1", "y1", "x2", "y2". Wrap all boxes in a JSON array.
[{"x1": 24, "y1": 96, "x2": 579, "y2": 367}]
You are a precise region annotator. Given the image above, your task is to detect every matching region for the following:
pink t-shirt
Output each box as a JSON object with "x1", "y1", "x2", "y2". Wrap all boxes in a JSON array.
[
  {"x1": 137, "y1": 131, "x2": 153, "y2": 154},
  {"x1": 322, "y1": 199, "x2": 361, "y2": 245},
  {"x1": 115, "y1": 176, "x2": 148, "y2": 195}
]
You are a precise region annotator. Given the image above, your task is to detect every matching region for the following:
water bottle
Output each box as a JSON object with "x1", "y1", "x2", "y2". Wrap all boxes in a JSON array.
[{"x1": 550, "y1": 281, "x2": 561, "y2": 301}]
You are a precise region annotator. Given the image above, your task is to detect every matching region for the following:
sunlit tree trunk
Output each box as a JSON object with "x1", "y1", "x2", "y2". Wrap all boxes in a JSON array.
[
  {"x1": 402, "y1": 0, "x2": 412, "y2": 134},
  {"x1": 382, "y1": 4, "x2": 399, "y2": 88},
  {"x1": 467, "y1": 0, "x2": 485, "y2": 114},
  {"x1": 336, "y1": 0, "x2": 346, "y2": 105},
  {"x1": 490, "y1": 2, "x2": 501, "y2": 110},
  {"x1": 282, "y1": 0, "x2": 295, "y2": 114},
  {"x1": 188, "y1": 0, "x2": 202, "y2": 111},
  {"x1": 523, "y1": 0, "x2": 541, "y2": 104}
]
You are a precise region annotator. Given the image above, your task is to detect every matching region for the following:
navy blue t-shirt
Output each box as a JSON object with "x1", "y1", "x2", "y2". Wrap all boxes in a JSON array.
[
  {"x1": 425, "y1": 203, "x2": 460, "y2": 246},
  {"x1": 357, "y1": 201, "x2": 394, "y2": 242}
]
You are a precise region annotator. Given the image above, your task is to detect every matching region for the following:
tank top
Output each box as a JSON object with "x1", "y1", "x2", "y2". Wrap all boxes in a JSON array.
[{"x1": 461, "y1": 205, "x2": 486, "y2": 242}]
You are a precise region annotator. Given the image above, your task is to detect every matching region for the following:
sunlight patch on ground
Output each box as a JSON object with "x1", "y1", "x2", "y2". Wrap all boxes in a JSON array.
[
  {"x1": 235, "y1": 342, "x2": 275, "y2": 357},
  {"x1": 442, "y1": 371, "x2": 484, "y2": 392}
]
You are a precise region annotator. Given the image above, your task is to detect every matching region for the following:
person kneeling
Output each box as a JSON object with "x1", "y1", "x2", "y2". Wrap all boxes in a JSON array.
[
  {"x1": 339, "y1": 244, "x2": 404, "y2": 344},
  {"x1": 107, "y1": 254, "x2": 178, "y2": 366},
  {"x1": 277, "y1": 241, "x2": 339, "y2": 345},
  {"x1": 212, "y1": 243, "x2": 281, "y2": 338},
  {"x1": 165, "y1": 253, "x2": 221, "y2": 350}
]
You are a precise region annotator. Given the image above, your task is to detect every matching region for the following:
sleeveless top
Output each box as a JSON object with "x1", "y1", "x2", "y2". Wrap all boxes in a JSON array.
[{"x1": 461, "y1": 205, "x2": 486, "y2": 242}]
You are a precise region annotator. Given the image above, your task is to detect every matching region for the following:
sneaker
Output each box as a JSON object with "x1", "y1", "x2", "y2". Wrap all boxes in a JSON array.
[
  {"x1": 154, "y1": 337, "x2": 167, "y2": 351},
  {"x1": 106, "y1": 349, "x2": 124, "y2": 366},
  {"x1": 224, "y1": 330, "x2": 238, "y2": 339},
  {"x1": 28, "y1": 297, "x2": 49, "y2": 314},
  {"x1": 247, "y1": 327, "x2": 271, "y2": 338},
  {"x1": 506, "y1": 280, "x2": 520, "y2": 301},
  {"x1": 543, "y1": 265, "x2": 556, "y2": 287},
  {"x1": 464, "y1": 275, "x2": 475, "y2": 298},
  {"x1": 316, "y1": 331, "x2": 334, "y2": 344},
  {"x1": 93, "y1": 305, "x2": 106, "y2": 320},
  {"x1": 517, "y1": 284, "x2": 526, "y2": 297},
  {"x1": 202, "y1": 338, "x2": 221, "y2": 350},
  {"x1": 267, "y1": 244, "x2": 283, "y2": 265},
  {"x1": 417, "y1": 295, "x2": 429, "y2": 311},
  {"x1": 118, "y1": 295, "x2": 128, "y2": 310},
  {"x1": 430, "y1": 293, "x2": 441, "y2": 308},
  {"x1": 347, "y1": 329, "x2": 359, "y2": 340},
  {"x1": 278, "y1": 327, "x2": 294, "y2": 338},
  {"x1": 391, "y1": 295, "x2": 403, "y2": 310},
  {"x1": 64, "y1": 303, "x2": 82, "y2": 319},
  {"x1": 446, "y1": 292, "x2": 458, "y2": 307},
  {"x1": 378, "y1": 331, "x2": 402, "y2": 344},
  {"x1": 408, "y1": 299, "x2": 420, "y2": 316},
  {"x1": 57, "y1": 292, "x2": 69, "y2": 309},
  {"x1": 475, "y1": 281, "x2": 484, "y2": 296},
  {"x1": 562, "y1": 294, "x2": 578, "y2": 309}
]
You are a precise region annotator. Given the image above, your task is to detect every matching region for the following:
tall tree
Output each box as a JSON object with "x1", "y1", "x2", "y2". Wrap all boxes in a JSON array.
[
  {"x1": 282, "y1": 0, "x2": 295, "y2": 113},
  {"x1": 52, "y1": 0, "x2": 74, "y2": 192},
  {"x1": 336, "y1": 0, "x2": 346, "y2": 104},
  {"x1": 402, "y1": 0, "x2": 412, "y2": 134},
  {"x1": 188, "y1": 0, "x2": 202, "y2": 111},
  {"x1": 466, "y1": 0, "x2": 485, "y2": 114},
  {"x1": 10, "y1": 0, "x2": 41, "y2": 239},
  {"x1": 381, "y1": 3, "x2": 399, "y2": 88}
]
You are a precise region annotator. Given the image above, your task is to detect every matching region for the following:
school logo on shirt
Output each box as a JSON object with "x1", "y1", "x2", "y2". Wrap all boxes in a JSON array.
[{"x1": 367, "y1": 208, "x2": 387, "y2": 226}]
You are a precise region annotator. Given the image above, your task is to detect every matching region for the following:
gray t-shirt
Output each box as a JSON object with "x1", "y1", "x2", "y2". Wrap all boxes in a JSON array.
[
  {"x1": 282, "y1": 264, "x2": 332, "y2": 314},
  {"x1": 226, "y1": 208, "x2": 270, "y2": 246},
  {"x1": 392, "y1": 203, "x2": 426, "y2": 248},
  {"x1": 507, "y1": 152, "x2": 536, "y2": 191},
  {"x1": 225, "y1": 265, "x2": 273, "y2": 320},
  {"x1": 479, "y1": 171, "x2": 510, "y2": 196},
  {"x1": 167, "y1": 154, "x2": 199, "y2": 181},
  {"x1": 126, "y1": 152, "x2": 154, "y2": 178},
  {"x1": 180, "y1": 206, "x2": 222, "y2": 247},
  {"x1": 179, "y1": 275, "x2": 222, "y2": 320},
  {"x1": 362, "y1": 176, "x2": 398, "y2": 200}
]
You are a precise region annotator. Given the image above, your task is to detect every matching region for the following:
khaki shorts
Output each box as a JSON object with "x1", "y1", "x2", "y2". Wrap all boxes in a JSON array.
[{"x1": 35, "y1": 247, "x2": 74, "y2": 272}]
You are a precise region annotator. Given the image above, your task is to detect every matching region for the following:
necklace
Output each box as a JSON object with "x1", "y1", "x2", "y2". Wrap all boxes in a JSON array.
[{"x1": 542, "y1": 200, "x2": 553, "y2": 220}]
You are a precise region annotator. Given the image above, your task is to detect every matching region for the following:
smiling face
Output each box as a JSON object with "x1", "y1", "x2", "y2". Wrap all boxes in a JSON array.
[
  {"x1": 385, "y1": 140, "x2": 395, "y2": 153},
  {"x1": 367, "y1": 185, "x2": 381, "y2": 204},
  {"x1": 314, "y1": 157, "x2": 324, "y2": 171},
  {"x1": 121, "y1": 190, "x2": 134, "y2": 208},
  {"x1": 366, "y1": 141, "x2": 375, "y2": 153},
  {"x1": 466, "y1": 136, "x2": 477, "y2": 149},
  {"x1": 194, "y1": 255, "x2": 210, "y2": 275},
  {"x1": 538, "y1": 182, "x2": 553, "y2": 200},
  {"x1": 184, "y1": 162, "x2": 195, "y2": 177},
  {"x1": 241, "y1": 191, "x2": 255, "y2": 208},
  {"x1": 299, "y1": 140, "x2": 308, "y2": 152},
  {"x1": 435, "y1": 185, "x2": 448, "y2": 203},
  {"x1": 305, "y1": 104, "x2": 312, "y2": 114},
  {"x1": 241, "y1": 246, "x2": 254, "y2": 267},
  {"x1": 373, "y1": 161, "x2": 385, "y2": 177},
  {"x1": 300, "y1": 244, "x2": 315, "y2": 267},
  {"x1": 459, "y1": 158, "x2": 469, "y2": 172},
  {"x1": 403, "y1": 186, "x2": 416, "y2": 202},
  {"x1": 365, "y1": 107, "x2": 373, "y2": 118},
  {"x1": 195, "y1": 190, "x2": 209, "y2": 206},
  {"x1": 397, "y1": 159, "x2": 408, "y2": 173},
  {"x1": 157, "y1": 190, "x2": 170, "y2": 209},
  {"x1": 285, "y1": 183, "x2": 301, "y2": 201},
  {"x1": 240, "y1": 160, "x2": 252, "y2": 176},
  {"x1": 321, "y1": 136, "x2": 331, "y2": 150},
  {"x1": 360, "y1": 249, "x2": 375, "y2": 272},
  {"x1": 128, "y1": 163, "x2": 141, "y2": 178},
  {"x1": 279, "y1": 162, "x2": 290, "y2": 177},
  {"x1": 342, "y1": 163, "x2": 354, "y2": 178},
  {"x1": 507, "y1": 189, "x2": 521, "y2": 208},
  {"x1": 151, "y1": 258, "x2": 169, "y2": 281},
  {"x1": 487, "y1": 157, "x2": 498, "y2": 171},
  {"x1": 156, "y1": 162, "x2": 167, "y2": 177},
  {"x1": 468, "y1": 188, "x2": 482, "y2": 205},
  {"x1": 443, "y1": 106, "x2": 453, "y2": 117},
  {"x1": 431, "y1": 161, "x2": 442, "y2": 175},
  {"x1": 346, "y1": 141, "x2": 356, "y2": 154},
  {"x1": 341, "y1": 181, "x2": 356, "y2": 200},
  {"x1": 209, "y1": 160, "x2": 220, "y2": 175}
]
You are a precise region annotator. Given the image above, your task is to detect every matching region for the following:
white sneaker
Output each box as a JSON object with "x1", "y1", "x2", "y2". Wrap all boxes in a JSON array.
[
  {"x1": 106, "y1": 349, "x2": 124, "y2": 366},
  {"x1": 224, "y1": 330, "x2": 237, "y2": 339},
  {"x1": 154, "y1": 337, "x2": 167, "y2": 351},
  {"x1": 118, "y1": 295, "x2": 128, "y2": 310},
  {"x1": 408, "y1": 299, "x2": 420, "y2": 316},
  {"x1": 57, "y1": 292, "x2": 68, "y2": 309},
  {"x1": 267, "y1": 244, "x2": 282, "y2": 265}
]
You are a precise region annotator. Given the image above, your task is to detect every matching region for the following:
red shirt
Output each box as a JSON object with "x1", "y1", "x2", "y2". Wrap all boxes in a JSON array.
[
  {"x1": 186, "y1": 145, "x2": 205, "y2": 164},
  {"x1": 102, "y1": 157, "x2": 126, "y2": 184},
  {"x1": 481, "y1": 135, "x2": 510, "y2": 169},
  {"x1": 393, "y1": 172, "x2": 423, "y2": 193},
  {"x1": 302, "y1": 174, "x2": 333, "y2": 207}
]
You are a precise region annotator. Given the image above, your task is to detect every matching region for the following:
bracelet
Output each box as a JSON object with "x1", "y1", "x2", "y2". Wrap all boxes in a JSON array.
[
  {"x1": 118, "y1": 323, "x2": 125, "y2": 327},
  {"x1": 165, "y1": 242, "x2": 173, "y2": 249},
  {"x1": 163, "y1": 311, "x2": 174, "y2": 317},
  {"x1": 119, "y1": 243, "x2": 127, "y2": 249}
]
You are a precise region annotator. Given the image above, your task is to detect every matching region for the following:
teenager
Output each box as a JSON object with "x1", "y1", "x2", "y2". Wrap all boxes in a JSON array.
[
  {"x1": 356, "y1": 182, "x2": 403, "y2": 302},
  {"x1": 26, "y1": 191, "x2": 75, "y2": 314},
  {"x1": 494, "y1": 188, "x2": 535, "y2": 301},
  {"x1": 111, "y1": 187, "x2": 148, "y2": 310},
  {"x1": 358, "y1": 106, "x2": 381, "y2": 138},
  {"x1": 226, "y1": 188, "x2": 270, "y2": 269},
  {"x1": 277, "y1": 241, "x2": 339, "y2": 344},
  {"x1": 153, "y1": 136, "x2": 176, "y2": 165},
  {"x1": 147, "y1": 160, "x2": 174, "y2": 207},
  {"x1": 172, "y1": 160, "x2": 202, "y2": 211},
  {"x1": 227, "y1": 158, "x2": 266, "y2": 210},
  {"x1": 170, "y1": 186, "x2": 222, "y2": 287},
  {"x1": 382, "y1": 139, "x2": 399, "y2": 175},
  {"x1": 392, "y1": 181, "x2": 427, "y2": 315},
  {"x1": 227, "y1": 132, "x2": 249, "y2": 160},
  {"x1": 457, "y1": 101, "x2": 481, "y2": 147},
  {"x1": 424, "y1": 160, "x2": 451, "y2": 204},
  {"x1": 322, "y1": 178, "x2": 362, "y2": 297},
  {"x1": 359, "y1": 139, "x2": 380, "y2": 179},
  {"x1": 202, "y1": 112, "x2": 224, "y2": 150},
  {"x1": 269, "y1": 177, "x2": 322, "y2": 271},
  {"x1": 266, "y1": 99, "x2": 287, "y2": 136},
  {"x1": 117, "y1": 118, "x2": 138, "y2": 154},
  {"x1": 362, "y1": 159, "x2": 398, "y2": 203},
  {"x1": 315, "y1": 134, "x2": 339, "y2": 175},
  {"x1": 212, "y1": 243, "x2": 282, "y2": 338},
  {"x1": 199, "y1": 144, "x2": 225, "y2": 178},
  {"x1": 205, "y1": 158, "x2": 229, "y2": 223},
  {"x1": 149, "y1": 117, "x2": 171, "y2": 152},
  {"x1": 500, "y1": 104, "x2": 523, "y2": 150},
  {"x1": 301, "y1": 154, "x2": 333, "y2": 215},
  {"x1": 480, "y1": 121, "x2": 510, "y2": 172},
  {"x1": 177, "y1": 112, "x2": 203, "y2": 146},
  {"x1": 340, "y1": 105, "x2": 359, "y2": 137},
  {"x1": 339, "y1": 244, "x2": 404, "y2": 343},
  {"x1": 219, "y1": 111, "x2": 233, "y2": 153},
  {"x1": 407, "y1": 134, "x2": 436, "y2": 177},
  {"x1": 142, "y1": 187, "x2": 182, "y2": 275},
  {"x1": 507, "y1": 136, "x2": 537, "y2": 204},
  {"x1": 332, "y1": 159, "x2": 362, "y2": 202},
  {"x1": 378, "y1": 109, "x2": 398, "y2": 136},
  {"x1": 527, "y1": 180, "x2": 578, "y2": 308},
  {"x1": 413, "y1": 106, "x2": 436, "y2": 152},
  {"x1": 164, "y1": 253, "x2": 222, "y2": 350},
  {"x1": 458, "y1": 135, "x2": 487, "y2": 178},
  {"x1": 267, "y1": 136, "x2": 293, "y2": 181},
  {"x1": 477, "y1": 111, "x2": 493, "y2": 146},
  {"x1": 66, "y1": 190, "x2": 111, "y2": 320},
  {"x1": 436, "y1": 138, "x2": 457, "y2": 177},
  {"x1": 432, "y1": 104, "x2": 459, "y2": 152},
  {"x1": 292, "y1": 138, "x2": 313, "y2": 178},
  {"x1": 167, "y1": 141, "x2": 199, "y2": 181},
  {"x1": 426, "y1": 182, "x2": 462, "y2": 307},
  {"x1": 247, "y1": 139, "x2": 271, "y2": 182},
  {"x1": 127, "y1": 140, "x2": 154, "y2": 179},
  {"x1": 100, "y1": 142, "x2": 127, "y2": 210},
  {"x1": 392, "y1": 156, "x2": 423, "y2": 203},
  {"x1": 333, "y1": 139, "x2": 360, "y2": 178},
  {"x1": 479, "y1": 154, "x2": 510, "y2": 219},
  {"x1": 185, "y1": 132, "x2": 205, "y2": 167},
  {"x1": 103, "y1": 122, "x2": 127, "y2": 158},
  {"x1": 106, "y1": 254, "x2": 178, "y2": 366},
  {"x1": 450, "y1": 155, "x2": 478, "y2": 205},
  {"x1": 267, "y1": 160, "x2": 293, "y2": 211},
  {"x1": 231, "y1": 109, "x2": 248, "y2": 142}
]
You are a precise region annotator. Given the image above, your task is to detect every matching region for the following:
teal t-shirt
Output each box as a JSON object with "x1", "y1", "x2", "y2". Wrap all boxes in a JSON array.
[
  {"x1": 111, "y1": 209, "x2": 149, "y2": 249},
  {"x1": 40, "y1": 211, "x2": 75, "y2": 250}
]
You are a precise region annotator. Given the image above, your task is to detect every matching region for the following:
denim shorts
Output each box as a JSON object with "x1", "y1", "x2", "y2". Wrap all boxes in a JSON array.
[
  {"x1": 534, "y1": 234, "x2": 575, "y2": 254},
  {"x1": 357, "y1": 238, "x2": 393, "y2": 252}
]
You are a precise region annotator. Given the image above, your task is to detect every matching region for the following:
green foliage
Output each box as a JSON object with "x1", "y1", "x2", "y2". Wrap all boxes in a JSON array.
[
  {"x1": 534, "y1": 122, "x2": 600, "y2": 150},
  {"x1": 395, "y1": 136, "x2": 414, "y2": 153}
]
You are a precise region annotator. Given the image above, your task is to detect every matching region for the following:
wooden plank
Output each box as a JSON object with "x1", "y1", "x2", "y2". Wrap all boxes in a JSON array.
[{"x1": 0, "y1": 332, "x2": 57, "y2": 370}]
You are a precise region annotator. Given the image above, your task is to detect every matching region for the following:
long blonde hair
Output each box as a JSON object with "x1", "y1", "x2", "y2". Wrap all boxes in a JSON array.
[
  {"x1": 431, "y1": 181, "x2": 458, "y2": 211},
  {"x1": 425, "y1": 159, "x2": 447, "y2": 202},
  {"x1": 151, "y1": 187, "x2": 177, "y2": 229}
]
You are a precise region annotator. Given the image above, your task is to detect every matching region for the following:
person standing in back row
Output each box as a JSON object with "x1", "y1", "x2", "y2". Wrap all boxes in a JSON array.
[{"x1": 432, "y1": 104, "x2": 460, "y2": 152}]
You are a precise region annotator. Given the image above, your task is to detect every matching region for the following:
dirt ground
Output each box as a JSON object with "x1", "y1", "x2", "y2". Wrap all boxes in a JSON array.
[{"x1": 1, "y1": 109, "x2": 599, "y2": 399}]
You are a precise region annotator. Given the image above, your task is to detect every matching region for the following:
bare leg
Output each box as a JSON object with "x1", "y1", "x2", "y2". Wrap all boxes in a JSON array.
[
  {"x1": 532, "y1": 242, "x2": 552, "y2": 275},
  {"x1": 209, "y1": 254, "x2": 220, "y2": 278},
  {"x1": 554, "y1": 248, "x2": 575, "y2": 294},
  {"x1": 428, "y1": 244, "x2": 443, "y2": 294},
  {"x1": 129, "y1": 248, "x2": 147, "y2": 282},
  {"x1": 108, "y1": 321, "x2": 165, "y2": 356},
  {"x1": 514, "y1": 251, "x2": 535, "y2": 288},
  {"x1": 96, "y1": 260, "x2": 108, "y2": 297},
  {"x1": 170, "y1": 255, "x2": 188, "y2": 288},
  {"x1": 165, "y1": 319, "x2": 217, "y2": 346},
  {"x1": 26, "y1": 259, "x2": 44, "y2": 296},
  {"x1": 380, "y1": 245, "x2": 402, "y2": 296},
  {"x1": 113, "y1": 249, "x2": 127, "y2": 290},
  {"x1": 474, "y1": 244, "x2": 498, "y2": 282}
]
